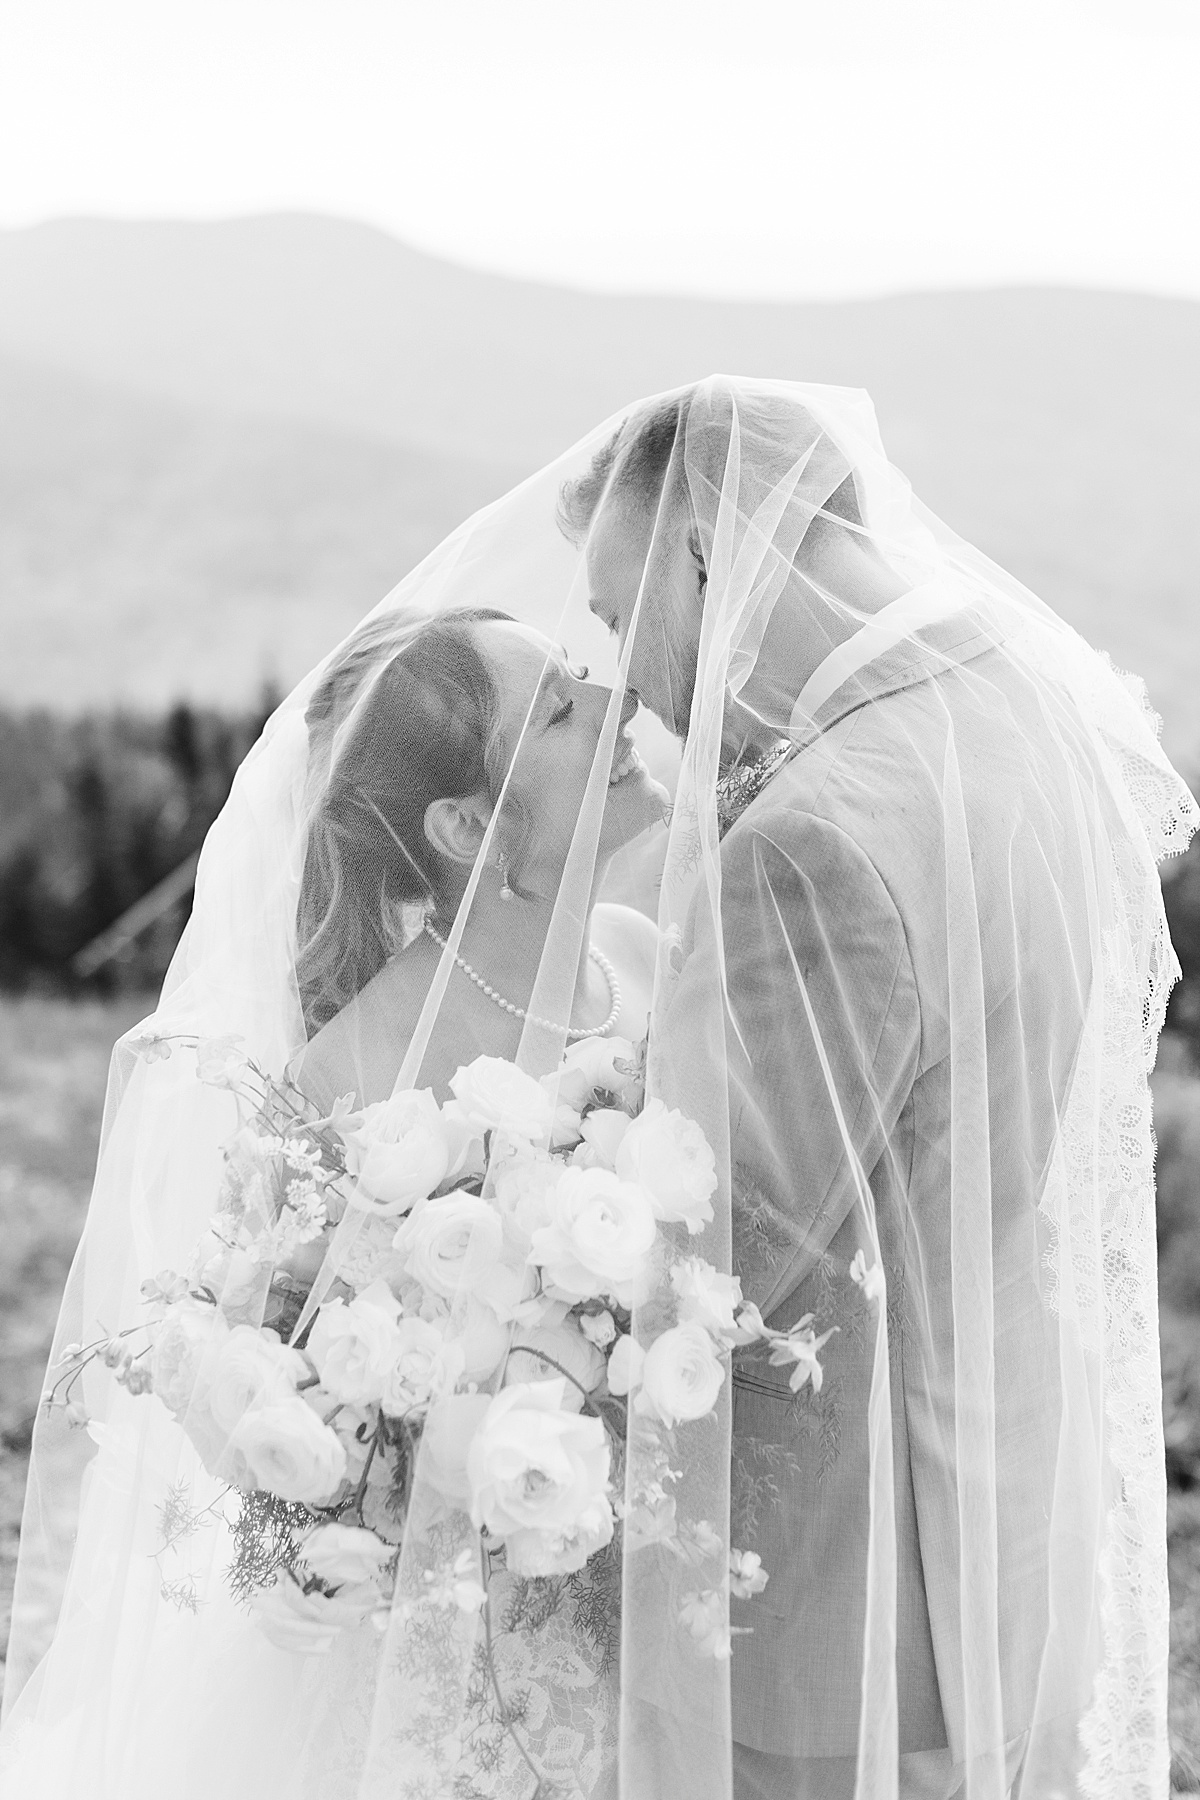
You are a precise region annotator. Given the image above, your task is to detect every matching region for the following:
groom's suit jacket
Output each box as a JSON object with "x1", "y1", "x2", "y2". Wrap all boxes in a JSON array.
[{"x1": 665, "y1": 604, "x2": 1096, "y2": 1762}]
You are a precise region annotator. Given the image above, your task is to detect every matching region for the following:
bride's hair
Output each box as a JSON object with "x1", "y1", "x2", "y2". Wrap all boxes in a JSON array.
[{"x1": 296, "y1": 608, "x2": 515, "y2": 1036}]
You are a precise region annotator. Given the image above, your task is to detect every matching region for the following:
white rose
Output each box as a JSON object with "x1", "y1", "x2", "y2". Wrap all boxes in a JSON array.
[
  {"x1": 191, "y1": 1236, "x2": 264, "y2": 1317},
  {"x1": 492, "y1": 1150, "x2": 562, "y2": 1253},
  {"x1": 449, "y1": 1056, "x2": 554, "y2": 1142},
  {"x1": 669, "y1": 1259, "x2": 743, "y2": 1342},
  {"x1": 506, "y1": 1503, "x2": 615, "y2": 1577},
  {"x1": 579, "y1": 1309, "x2": 617, "y2": 1350},
  {"x1": 380, "y1": 1316, "x2": 464, "y2": 1416},
  {"x1": 528, "y1": 1167, "x2": 657, "y2": 1306},
  {"x1": 547, "y1": 1100, "x2": 584, "y2": 1150},
  {"x1": 304, "y1": 1388, "x2": 374, "y2": 1482},
  {"x1": 635, "y1": 1323, "x2": 726, "y2": 1428},
  {"x1": 232, "y1": 1395, "x2": 348, "y2": 1502},
  {"x1": 300, "y1": 1522, "x2": 394, "y2": 1588},
  {"x1": 615, "y1": 1100, "x2": 716, "y2": 1235},
  {"x1": 467, "y1": 1379, "x2": 612, "y2": 1556},
  {"x1": 252, "y1": 1572, "x2": 380, "y2": 1654},
  {"x1": 206, "y1": 1325, "x2": 308, "y2": 1434},
  {"x1": 504, "y1": 1320, "x2": 606, "y2": 1411},
  {"x1": 419, "y1": 1392, "x2": 492, "y2": 1509},
  {"x1": 572, "y1": 1108, "x2": 633, "y2": 1171},
  {"x1": 306, "y1": 1284, "x2": 403, "y2": 1407},
  {"x1": 150, "y1": 1300, "x2": 228, "y2": 1416},
  {"x1": 438, "y1": 1099, "x2": 487, "y2": 1181},
  {"x1": 555, "y1": 1036, "x2": 639, "y2": 1112},
  {"x1": 344, "y1": 1089, "x2": 449, "y2": 1214},
  {"x1": 393, "y1": 1194, "x2": 504, "y2": 1301}
]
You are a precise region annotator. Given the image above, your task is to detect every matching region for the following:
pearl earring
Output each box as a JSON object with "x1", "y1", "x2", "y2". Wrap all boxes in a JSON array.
[{"x1": 497, "y1": 849, "x2": 514, "y2": 900}]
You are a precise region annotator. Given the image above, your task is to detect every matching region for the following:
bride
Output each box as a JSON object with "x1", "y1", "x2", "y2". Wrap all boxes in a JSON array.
[
  {"x1": 2, "y1": 374, "x2": 1191, "y2": 1800},
  {"x1": 295, "y1": 606, "x2": 665, "y2": 1107}
]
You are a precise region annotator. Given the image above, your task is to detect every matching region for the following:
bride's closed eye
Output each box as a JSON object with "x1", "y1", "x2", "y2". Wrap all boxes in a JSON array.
[{"x1": 549, "y1": 698, "x2": 575, "y2": 724}]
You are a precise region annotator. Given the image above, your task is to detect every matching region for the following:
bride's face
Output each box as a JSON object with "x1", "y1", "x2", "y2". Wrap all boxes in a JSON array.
[{"x1": 477, "y1": 620, "x2": 667, "y2": 884}]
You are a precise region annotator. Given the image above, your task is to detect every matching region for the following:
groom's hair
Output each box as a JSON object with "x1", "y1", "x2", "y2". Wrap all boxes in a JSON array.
[
  {"x1": 557, "y1": 395, "x2": 688, "y2": 548},
  {"x1": 557, "y1": 386, "x2": 864, "y2": 549}
]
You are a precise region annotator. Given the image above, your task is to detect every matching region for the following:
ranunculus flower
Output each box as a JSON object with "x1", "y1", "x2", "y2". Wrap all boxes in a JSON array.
[
  {"x1": 615, "y1": 1100, "x2": 717, "y2": 1234},
  {"x1": 467, "y1": 1381, "x2": 612, "y2": 1568},
  {"x1": 572, "y1": 1108, "x2": 633, "y2": 1171},
  {"x1": 380, "y1": 1316, "x2": 464, "y2": 1416},
  {"x1": 504, "y1": 1320, "x2": 606, "y2": 1411},
  {"x1": 252, "y1": 1572, "x2": 381, "y2": 1654},
  {"x1": 306, "y1": 1283, "x2": 404, "y2": 1407},
  {"x1": 394, "y1": 1194, "x2": 504, "y2": 1301},
  {"x1": 206, "y1": 1325, "x2": 307, "y2": 1434},
  {"x1": 300, "y1": 1522, "x2": 394, "y2": 1588},
  {"x1": 232, "y1": 1395, "x2": 348, "y2": 1502},
  {"x1": 528, "y1": 1167, "x2": 657, "y2": 1306},
  {"x1": 635, "y1": 1323, "x2": 726, "y2": 1428},
  {"x1": 670, "y1": 1258, "x2": 743, "y2": 1342},
  {"x1": 555, "y1": 1036, "x2": 639, "y2": 1112},
  {"x1": 449, "y1": 1056, "x2": 554, "y2": 1143},
  {"x1": 506, "y1": 1503, "x2": 615, "y2": 1577},
  {"x1": 344, "y1": 1088, "x2": 449, "y2": 1214},
  {"x1": 150, "y1": 1300, "x2": 229, "y2": 1416},
  {"x1": 419, "y1": 1392, "x2": 492, "y2": 1509}
]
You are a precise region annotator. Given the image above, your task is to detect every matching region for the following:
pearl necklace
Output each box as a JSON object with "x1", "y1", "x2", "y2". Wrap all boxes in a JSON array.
[{"x1": 423, "y1": 921, "x2": 622, "y2": 1041}]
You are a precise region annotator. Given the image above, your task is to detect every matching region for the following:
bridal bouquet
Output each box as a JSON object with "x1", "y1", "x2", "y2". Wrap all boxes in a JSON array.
[{"x1": 46, "y1": 1027, "x2": 822, "y2": 1661}]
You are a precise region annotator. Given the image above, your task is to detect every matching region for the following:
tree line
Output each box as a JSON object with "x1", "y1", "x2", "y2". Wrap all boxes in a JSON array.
[
  {"x1": 0, "y1": 698, "x2": 275, "y2": 992},
  {"x1": 1, "y1": 701, "x2": 1198, "y2": 1065}
]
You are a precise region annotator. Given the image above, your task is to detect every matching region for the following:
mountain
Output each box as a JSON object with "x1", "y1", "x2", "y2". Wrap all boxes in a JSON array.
[
  {"x1": 0, "y1": 215, "x2": 1196, "y2": 764},
  {"x1": 0, "y1": 355, "x2": 519, "y2": 705}
]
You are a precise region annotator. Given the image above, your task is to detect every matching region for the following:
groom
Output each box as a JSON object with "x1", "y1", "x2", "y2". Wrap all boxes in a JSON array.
[{"x1": 560, "y1": 388, "x2": 1090, "y2": 1798}]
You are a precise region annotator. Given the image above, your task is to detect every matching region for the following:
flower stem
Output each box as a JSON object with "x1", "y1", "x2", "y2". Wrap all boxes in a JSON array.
[{"x1": 479, "y1": 1539, "x2": 546, "y2": 1800}]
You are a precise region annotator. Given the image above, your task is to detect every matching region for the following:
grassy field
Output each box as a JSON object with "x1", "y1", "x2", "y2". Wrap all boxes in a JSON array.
[{"x1": 1, "y1": 993, "x2": 1198, "y2": 1786}]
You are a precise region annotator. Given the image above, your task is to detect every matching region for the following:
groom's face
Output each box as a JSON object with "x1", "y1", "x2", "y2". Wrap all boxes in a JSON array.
[{"x1": 585, "y1": 490, "x2": 705, "y2": 740}]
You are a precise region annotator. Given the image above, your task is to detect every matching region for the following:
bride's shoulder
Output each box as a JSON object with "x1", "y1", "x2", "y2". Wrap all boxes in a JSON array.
[
  {"x1": 295, "y1": 940, "x2": 436, "y2": 1110},
  {"x1": 591, "y1": 901, "x2": 659, "y2": 980}
]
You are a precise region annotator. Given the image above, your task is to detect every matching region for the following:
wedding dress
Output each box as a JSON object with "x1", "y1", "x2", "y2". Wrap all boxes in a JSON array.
[{"x1": 2, "y1": 377, "x2": 1192, "y2": 1800}]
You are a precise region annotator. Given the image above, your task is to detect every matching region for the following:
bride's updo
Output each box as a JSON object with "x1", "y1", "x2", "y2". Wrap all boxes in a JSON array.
[{"x1": 296, "y1": 608, "x2": 513, "y2": 1036}]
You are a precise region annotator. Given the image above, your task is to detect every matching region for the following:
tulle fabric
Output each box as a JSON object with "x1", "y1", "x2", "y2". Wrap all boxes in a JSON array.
[{"x1": 2, "y1": 377, "x2": 1193, "y2": 1800}]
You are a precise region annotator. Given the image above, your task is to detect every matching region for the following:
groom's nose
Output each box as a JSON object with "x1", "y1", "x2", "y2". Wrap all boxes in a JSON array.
[{"x1": 619, "y1": 690, "x2": 640, "y2": 729}]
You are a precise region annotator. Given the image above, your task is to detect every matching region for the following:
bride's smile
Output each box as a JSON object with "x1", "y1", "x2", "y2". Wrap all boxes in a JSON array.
[{"x1": 476, "y1": 617, "x2": 668, "y2": 873}]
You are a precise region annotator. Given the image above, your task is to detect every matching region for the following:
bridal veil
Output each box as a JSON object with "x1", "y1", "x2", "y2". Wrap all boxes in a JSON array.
[{"x1": 1, "y1": 376, "x2": 1192, "y2": 1800}]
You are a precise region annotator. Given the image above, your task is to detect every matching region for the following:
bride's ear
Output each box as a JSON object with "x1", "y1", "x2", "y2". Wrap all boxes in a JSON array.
[{"x1": 423, "y1": 792, "x2": 493, "y2": 867}]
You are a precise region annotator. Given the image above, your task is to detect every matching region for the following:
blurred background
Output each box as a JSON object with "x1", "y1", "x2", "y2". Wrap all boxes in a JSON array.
[{"x1": 1, "y1": 0, "x2": 1199, "y2": 1784}]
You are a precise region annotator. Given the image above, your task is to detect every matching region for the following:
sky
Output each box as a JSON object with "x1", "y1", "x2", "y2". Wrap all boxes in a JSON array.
[{"x1": 1, "y1": 0, "x2": 1199, "y2": 300}]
